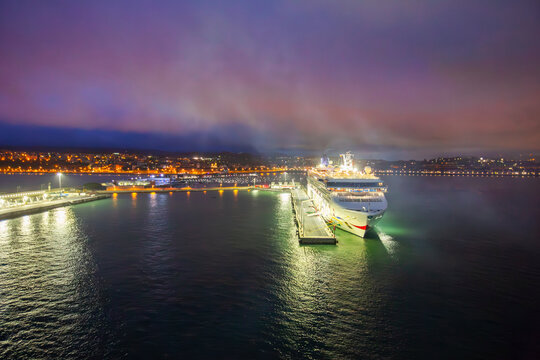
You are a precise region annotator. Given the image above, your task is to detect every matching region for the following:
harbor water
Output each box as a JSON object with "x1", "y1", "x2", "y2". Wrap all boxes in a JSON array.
[{"x1": 0, "y1": 175, "x2": 539, "y2": 359}]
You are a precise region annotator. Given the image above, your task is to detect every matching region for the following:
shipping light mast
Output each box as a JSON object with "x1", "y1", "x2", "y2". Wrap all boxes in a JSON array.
[{"x1": 340, "y1": 152, "x2": 354, "y2": 171}]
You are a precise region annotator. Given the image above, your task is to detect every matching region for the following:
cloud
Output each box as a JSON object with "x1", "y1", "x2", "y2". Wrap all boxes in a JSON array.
[{"x1": 0, "y1": 0, "x2": 539, "y2": 154}]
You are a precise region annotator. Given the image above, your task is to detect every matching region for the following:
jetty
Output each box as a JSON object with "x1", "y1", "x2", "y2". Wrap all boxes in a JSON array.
[
  {"x1": 99, "y1": 186, "x2": 253, "y2": 194},
  {"x1": 0, "y1": 191, "x2": 110, "y2": 221},
  {"x1": 291, "y1": 188, "x2": 336, "y2": 245},
  {"x1": 2, "y1": 185, "x2": 337, "y2": 246}
]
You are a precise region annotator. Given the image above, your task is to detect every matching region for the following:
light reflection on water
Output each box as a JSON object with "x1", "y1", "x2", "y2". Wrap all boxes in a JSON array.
[
  {"x1": 0, "y1": 206, "x2": 110, "y2": 358},
  {"x1": 0, "y1": 219, "x2": 8, "y2": 239},
  {"x1": 377, "y1": 230, "x2": 398, "y2": 257},
  {"x1": 278, "y1": 191, "x2": 291, "y2": 210},
  {"x1": 41, "y1": 211, "x2": 49, "y2": 225},
  {"x1": 0, "y1": 178, "x2": 539, "y2": 359},
  {"x1": 19, "y1": 215, "x2": 32, "y2": 235}
]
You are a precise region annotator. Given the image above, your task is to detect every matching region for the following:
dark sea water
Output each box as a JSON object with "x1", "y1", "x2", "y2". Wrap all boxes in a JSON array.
[{"x1": 1, "y1": 175, "x2": 539, "y2": 359}]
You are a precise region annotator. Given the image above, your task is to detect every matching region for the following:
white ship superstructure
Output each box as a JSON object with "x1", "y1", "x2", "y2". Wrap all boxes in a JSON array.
[{"x1": 307, "y1": 152, "x2": 387, "y2": 237}]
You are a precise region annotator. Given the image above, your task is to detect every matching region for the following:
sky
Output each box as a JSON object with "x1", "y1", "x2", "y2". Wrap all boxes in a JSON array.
[{"x1": 1, "y1": 0, "x2": 539, "y2": 159}]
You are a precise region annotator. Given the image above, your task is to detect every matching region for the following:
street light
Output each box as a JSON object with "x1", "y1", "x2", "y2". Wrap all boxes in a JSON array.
[{"x1": 57, "y1": 172, "x2": 62, "y2": 191}]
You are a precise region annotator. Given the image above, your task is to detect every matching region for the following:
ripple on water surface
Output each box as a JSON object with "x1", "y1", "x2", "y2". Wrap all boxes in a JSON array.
[{"x1": 1, "y1": 179, "x2": 539, "y2": 359}]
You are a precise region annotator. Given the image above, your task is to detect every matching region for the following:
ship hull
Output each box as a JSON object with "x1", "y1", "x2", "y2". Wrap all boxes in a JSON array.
[{"x1": 307, "y1": 176, "x2": 386, "y2": 238}]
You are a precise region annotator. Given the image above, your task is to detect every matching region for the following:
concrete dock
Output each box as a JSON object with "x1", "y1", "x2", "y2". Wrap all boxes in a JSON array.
[
  {"x1": 99, "y1": 186, "x2": 253, "y2": 194},
  {"x1": 291, "y1": 188, "x2": 336, "y2": 245},
  {"x1": 0, "y1": 193, "x2": 110, "y2": 221}
]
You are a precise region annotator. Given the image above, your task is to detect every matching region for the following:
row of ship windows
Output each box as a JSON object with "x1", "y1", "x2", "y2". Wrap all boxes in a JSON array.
[
  {"x1": 326, "y1": 182, "x2": 383, "y2": 188},
  {"x1": 337, "y1": 197, "x2": 383, "y2": 202},
  {"x1": 329, "y1": 188, "x2": 382, "y2": 192}
]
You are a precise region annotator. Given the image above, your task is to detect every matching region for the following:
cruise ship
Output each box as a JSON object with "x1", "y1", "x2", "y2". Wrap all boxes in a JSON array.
[{"x1": 307, "y1": 152, "x2": 387, "y2": 237}]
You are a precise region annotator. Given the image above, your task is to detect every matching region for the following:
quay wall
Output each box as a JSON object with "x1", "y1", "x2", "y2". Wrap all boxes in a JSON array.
[
  {"x1": 99, "y1": 186, "x2": 278, "y2": 193},
  {"x1": 0, "y1": 195, "x2": 110, "y2": 221}
]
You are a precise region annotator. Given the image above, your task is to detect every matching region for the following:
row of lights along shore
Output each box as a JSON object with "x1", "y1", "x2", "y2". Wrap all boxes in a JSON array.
[{"x1": 374, "y1": 170, "x2": 537, "y2": 177}]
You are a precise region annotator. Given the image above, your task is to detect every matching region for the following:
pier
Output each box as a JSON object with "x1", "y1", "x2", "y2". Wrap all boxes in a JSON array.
[
  {"x1": 99, "y1": 186, "x2": 254, "y2": 194},
  {"x1": 0, "y1": 191, "x2": 110, "y2": 220},
  {"x1": 291, "y1": 188, "x2": 336, "y2": 245},
  {"x1": 2, "y1": 185, "x2": 336, "y2": 246}
]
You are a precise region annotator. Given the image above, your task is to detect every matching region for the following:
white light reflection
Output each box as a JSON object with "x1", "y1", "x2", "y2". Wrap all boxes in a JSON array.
[
  {"x1": 55, "y1": 208, "x2": 67, "y2": 228},
  {"x1": 20, "y1": 215, "x2": 31, "y2": 235},
  {"x1": 279, "y1": 192, "x2": 291, "y2": 210},
  {"x1": 41, "y1": 211, "x2": 49, "y2": 226},
  {"x1": 377, "y1": 230, "x2": 398, "y2": 257},
  {"x1": 0, "y1": 220, "x2": 8, "y2": 241}
]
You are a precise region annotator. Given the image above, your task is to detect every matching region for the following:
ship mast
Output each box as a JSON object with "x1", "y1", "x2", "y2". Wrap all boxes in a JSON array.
[{"x1": 339, "y1": 152, "x2": 354, "y2": 171}]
